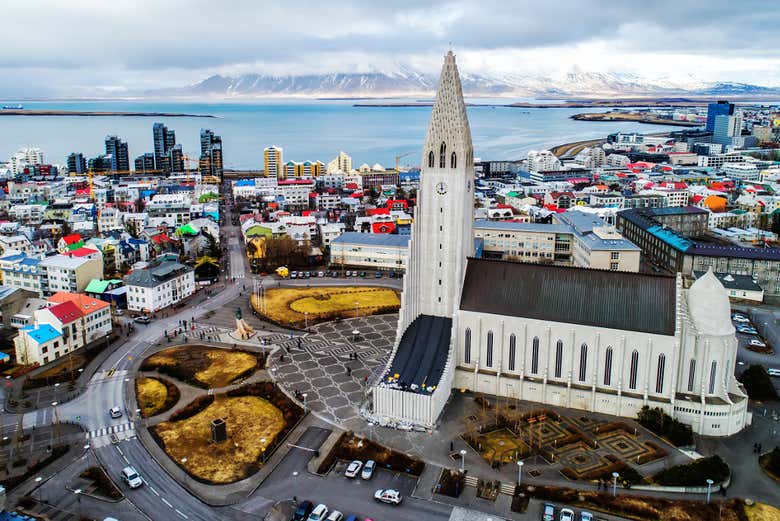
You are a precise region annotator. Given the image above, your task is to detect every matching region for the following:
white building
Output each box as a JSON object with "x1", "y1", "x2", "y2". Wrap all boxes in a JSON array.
[
  {"x1": 39, "y1": 254, "x2": 103, "y2": 296},
  {"x1": 125, "y1": 260, "x2": 195, "y2": 313},
  {"x1": 330, "y1": 232, "x2": 409, "y2": 271},
  {"x1": 327, "y1": 151, "x2": 353, "y2": 174},
  {"x1": 723, "y1": 162, "x2": 760, "y2": 181},
  {"x1": 526, "y1": 150, "x2": 562, "y2": 172},
  {"x1": 370, "y1": 51, "x2": 749, "y2": 438},
  {"x1": 8, "y1": 147, "x2": 44, "y2": 175}
]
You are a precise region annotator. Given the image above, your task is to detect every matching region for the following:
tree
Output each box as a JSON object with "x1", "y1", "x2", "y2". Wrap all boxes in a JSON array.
[
  {"x1": 203, "y1": 231, "x2": 221, "y2": 259},
  {"x1": 738, "y1": 364, "x2": 778, "y2": 401}
]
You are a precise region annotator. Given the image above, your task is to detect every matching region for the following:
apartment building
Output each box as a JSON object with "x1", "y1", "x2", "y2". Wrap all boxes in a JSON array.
[{"x1": 125, "y1": 260, "x2": 195, "y2": 313}]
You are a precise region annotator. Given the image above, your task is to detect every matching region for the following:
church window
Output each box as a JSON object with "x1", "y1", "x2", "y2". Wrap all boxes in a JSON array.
[
  {"x1": 629, "y1": 350, "x2": 639, "y2": 390},
  {"x1": 440, "y1": 142, "x2": 446, "y2": 168},
  {"x1": 724, "y1": 360, "x2": 730, "y2": 387},
  {"x1": 709, "y1": 361, "x2": 717, "y2": 394},
  {"x1": 604, "y1": 346, "x2": 613, "y2": 386},
  {"x1": 656, "y1": 353, "x2": 666, "y2": 393},
  {"x1": 508, "y1": 334, "x2": 516, "y2": 371},
  {"x1": 554, "y1": 340, "x2": 563, "y2": 378},
  {"x1": 486, "y1": 331, "x2": 494, "y2": 367},
  {"x1": 464, "y1": 328, "x2": 471, "y2": 364},
  {"x1": 687, "y1": 359, "x2": 696, "y2": 392},
  {"x1": 579, "y1": 343, "x2": 588, "y2": 382},
  {"x1": 428, "y1": 151, "x2": 435, "y2": 168},
  {"x1": 451, "y1": 151, "x2": 457, "y2": 169},
  {"x1": 531, "y1": 337, "x2": 539, "y2": 374}
]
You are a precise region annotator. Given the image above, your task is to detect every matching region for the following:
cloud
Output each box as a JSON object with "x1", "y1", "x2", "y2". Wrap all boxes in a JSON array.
[{"x1": 1, "y1": 0, "x2": 779, "y2": 96}]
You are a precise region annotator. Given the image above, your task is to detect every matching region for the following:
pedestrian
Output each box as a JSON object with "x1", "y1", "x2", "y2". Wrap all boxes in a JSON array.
[
  {"x1": 347, "y1": 367, "x2": 352, "y2": 376},
  {"x1": 355, "y1": 352, "x2": 359, "y2": 360}
]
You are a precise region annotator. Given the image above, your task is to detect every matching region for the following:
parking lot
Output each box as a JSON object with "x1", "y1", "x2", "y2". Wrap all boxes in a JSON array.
[{"x1": 733, "y1": 307, "x2": 780, "y2": 394}]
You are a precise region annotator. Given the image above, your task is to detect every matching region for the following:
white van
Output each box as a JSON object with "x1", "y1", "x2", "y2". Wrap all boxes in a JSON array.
[{"x1": 121, "y1": 466, "x2": 143, "y2": 489}]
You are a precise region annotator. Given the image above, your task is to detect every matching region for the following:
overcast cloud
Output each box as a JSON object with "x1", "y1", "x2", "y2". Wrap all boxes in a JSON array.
[{"x1": 2, "y1": 0, "x2": 779, "y2": 97}]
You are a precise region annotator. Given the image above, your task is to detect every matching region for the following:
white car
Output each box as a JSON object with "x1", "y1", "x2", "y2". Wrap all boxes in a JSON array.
[
  {"x1": 361, "y1": 459, "x2": 376, "y2": 480},
  {"x1": 307, "y1": 504, "x2": 328, "y2": 521},
  {"x1": 109, "y1": 406, "x2": 123, "y2": 419},
  {"x1": 732, "y1": 315, "x2": 750, "y2": 323},
  {"x1": 767, "y1": 368, "x2": 780, "y2": 377},
  {"x1": 325, "y1": 511, "x2": 343, "y2": 521},
  {"x1": 750, "y1": 339, "x2": 767, "y2": 348},
  {"x1": 559, "y1": 508, "x2": 575, "y2": 521},
  {"x1": 344, "y1": 460, "x2": 363, "y2": 478},
  {"x1": 121, "y1": 466, "x2": 143, "y2": 489},
  {"x1": 579, "y1": 512, "x2": 593, "y2": 521},
  {"x1": 374, "y1": 489, "x2": 402, "y2": 505}
]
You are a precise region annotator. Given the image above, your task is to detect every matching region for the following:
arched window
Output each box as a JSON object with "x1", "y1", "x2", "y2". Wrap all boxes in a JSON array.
[
  {"x1": 486, "y1": 331, "x2": 494, "y2": 368},
  {"x1": 428, "y1": 150, "x2": 435, "y2": 168},
  {"x1": 603, "y1": 346, "x2": 614, "y2": 386},
  {"x1": 464, "y1": 328, "x2": 471, "y2": 364},
  {"x1": 508, "y1": 334, "x2": 517, "y2": 371},
  {"x1": 554, "y1": 340, "x2": 564, "y2": 378},
  {"x1": 439, "y1": 142, "x2": 446, "y2": 168},
  {"x1": 531, "y1": 337, "x2": 540, "y2": 374},
  {"x1": 578, "y1": 343, "x2": 588, "y2": 382},
  {"x1": 687, "y1": 359, "x2": 696, "y2": 392},
  {"x1": 656, "y1": 353, "x2": 666, "y2": 394},
  {"x1": 451, "y1": 151, "x2": 457, "y2": 169},
  {"x1": 629, "y1": 350, "x2": 639, "y2": 390},
  {"x1": 709, "y1": 361, "x2": 717, "y2": 394}
]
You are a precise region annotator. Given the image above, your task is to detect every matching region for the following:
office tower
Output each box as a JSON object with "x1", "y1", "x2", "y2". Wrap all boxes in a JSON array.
[
  {"x1": 169, "y1": 144, "x2": 184, "y2": 173},
  {"x1": 88, "y1": 155, "x2": 112, "y2": 173},
  {"x1": 713, "y1": 113, "x2": 744, "y2": 148},
  {"x1": 264, "y1": 145, "x2": 283, "y2": 178},
  {"x1": 706, "y1": 100, "x2": 735, "y2": 132},
  {"x1": 153, "y1": 122, "x2": 176, "y2": 173},
  {"x1": 67, "y1": 152, "x2": 87, "y2": 174},
  {"x1": 134, "y1": 153, "x2": 156, "y2": 172},
  {"x1": 199, "y1": 129, "x2": 224, "y2": 177},
  {"x1": 104, "y1": 135, "x2": 130, "y2": 171}
]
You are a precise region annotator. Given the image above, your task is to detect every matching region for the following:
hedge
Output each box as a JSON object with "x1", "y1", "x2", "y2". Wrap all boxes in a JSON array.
[{"x1": 652, "y1": 455, "x2": 729, "y2": 486}]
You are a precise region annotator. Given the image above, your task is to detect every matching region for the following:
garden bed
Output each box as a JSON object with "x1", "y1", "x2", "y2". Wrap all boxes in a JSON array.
[
  {"x1": 135, "y1": 376, "x2": 181, "y2": 418},
  {"x1": 140, "y1": 345, "x2": 263, "y2": 389},
  {"x1": 435, "y1": 468, "x2": 464, "y2": 497},
  {"x1": 79, "y1": 466, "x2": 123, "y2": 500},
  {"x1": 316, "y1": 431, "x2": 424, "y2": 476}
]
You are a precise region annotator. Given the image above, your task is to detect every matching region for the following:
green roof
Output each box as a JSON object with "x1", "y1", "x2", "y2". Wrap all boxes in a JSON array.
[
  {"x1": 85, "y1": 278, "x2": 122, "y2": 294},
  {"x1": 67, "y1": 241, "x2": 84, "y2": 251},
  {"x1": 177, "y1": 223, "x2": 198, "y2": 236}
]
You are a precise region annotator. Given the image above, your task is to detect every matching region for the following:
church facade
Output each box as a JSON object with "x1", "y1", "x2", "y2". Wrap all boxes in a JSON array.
[{"x1": 371, "y1": 52, "x2": 750, "y2": 438}]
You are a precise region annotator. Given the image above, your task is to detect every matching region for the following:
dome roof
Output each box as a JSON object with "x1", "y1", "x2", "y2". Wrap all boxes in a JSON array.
[{"x1": 687, "y1": 269, "x2": 735, "y2": 336}]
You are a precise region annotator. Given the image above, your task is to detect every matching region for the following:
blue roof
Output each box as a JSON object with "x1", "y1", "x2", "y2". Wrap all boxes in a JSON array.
[
  {"x1": 24, "y1": 324, "x2": 61, "y2": 345},
  {"x1": 332, "y1": 231, "x2": 410, "y2": 248},
  {"x1": 20, "y1": 257, "x2": 40, "y2": 267},
  {"x1": 0, "y1": 253, "x2": 26, "y2": 262},
  {"x1": 236, "y1": 179, "x2": 255, "y2": 186},
  {"x1": 0, "y1": 352, "x2": 9, "y2": 362}
]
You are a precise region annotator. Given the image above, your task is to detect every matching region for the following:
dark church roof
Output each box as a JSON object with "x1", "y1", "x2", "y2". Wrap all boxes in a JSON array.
[
  {"x1": 382, "y1": 315, "x2": 452, "y2": 393},
  {"x1": 460, "y1": 258, "x2": 677, "y2": 336}
]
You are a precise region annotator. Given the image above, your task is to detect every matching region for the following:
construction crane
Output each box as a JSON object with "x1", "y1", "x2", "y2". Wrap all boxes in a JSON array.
[
  {"x1": 182, "y1": 154, "x2": 199, "y2": 183},
  {"x1": 395, "y1": 151, "x2": 414, "y2": 174}
]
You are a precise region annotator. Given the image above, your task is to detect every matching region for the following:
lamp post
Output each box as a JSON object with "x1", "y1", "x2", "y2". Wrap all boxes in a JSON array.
[
  {"x1": 34, "y1": 476, "x2": 43, "y2": 502},
  {"x1": 706, "y1": 478, "x2": 714, "y2": 503},
  {"x1": 74, "y1": 488, "x2": 82, "y2": 517},
  {"x1": 460, "y1": 449, "x2": 467, "y2": 473},
  {"x1": 302, "y1": 393, "x2": 308, "y2": 412},
  {"x1": 612, "y1": 471, "x2": 619, "y2": 497},
  {"x1": 517, "y1": 460, "x2": 524, "y2": 486}
]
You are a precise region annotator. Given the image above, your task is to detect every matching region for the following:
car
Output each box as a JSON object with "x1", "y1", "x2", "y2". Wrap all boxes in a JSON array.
[
  {"x1": 389, "y1": 271, "x2": 397, "y2": 278},
  {"x1": 293, "y1": 500, "x2": 314, "y2": 521},
  {"x1": 732, "y1": 314, "x2": 750, "y2": 323},
  {"x1": 373, "y1": 489, "x2": 402, "y2": 505},
  {"x1": 120, "y1": 466, "x2": 143, "y2": 489},
  {"x1": 109, "y1": 406, "x2": 123, "y2": 419},
  {"x1": 767, "y1": 368, "x2": 780, "y2": 377},
  {"x1": 344, "y1": 516, "x2": 359, "y2": 521},
  {"x1": 559, "y1": 508, "x2": 575, "y2": 521},
  {"x1": 579, "y1": 512, "x2": 593, "y2": 521},
  {"x1": 542, "y1": 503, "x2": 556, "y2": 521},
  {"x1": 113, "y1": 309, "x2": 124, "y2": 316},
  {"x1": 359, "y1": 271, "x2": 367, "y2": 277},
  {"x1": 361, "y1": 459, "x2": 376, "y2": 480},
  {"x1": 318, "y1": 271, "x2": 325, "y2": 277},
  {"x1": 133, "y1": 315, "x2": 151, "y2": 324},
  {"x1": 345, "y1": 460, "x2": 363, "y2": 478},
  {"x1": 290, "y1": 271, "x2": 298, "y2": 279},
  {"x1": 307, "y1": 504, "x2": 328, "y2": 521},
  {"x1": 750, "y1": 339, "x2": 767, "y2": 348},
  {"x1": 374, "y1": 271, "x2": 382, "y2": 278},
  {"x1": 325, "y1": 511, "x2": 344, "y2": 521}
]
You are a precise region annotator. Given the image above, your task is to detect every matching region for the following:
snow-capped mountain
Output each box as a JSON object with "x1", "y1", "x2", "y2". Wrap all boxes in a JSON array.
[{"x1": 147, "y1": 69, "x2": 780, "y2": 98}]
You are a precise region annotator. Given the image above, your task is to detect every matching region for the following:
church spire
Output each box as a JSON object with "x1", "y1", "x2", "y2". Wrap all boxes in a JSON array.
[{"x1": 423, "y1": 51, "x2": 472, "y2": 170}]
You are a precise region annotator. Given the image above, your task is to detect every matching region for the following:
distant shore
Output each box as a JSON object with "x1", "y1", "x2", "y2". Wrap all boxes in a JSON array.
[
  {"x1": 550, "y1": 130, "x2": 672, "y2": 159},
  {"x1": 571, "y1": 112, "x2": 701, "y2": 127},
  {"x1": 355, "y1": 97, "x2": 771, "y2": 109},
  {"x1": 0, "y1": 109, "x2": 216, "y2": 118}
]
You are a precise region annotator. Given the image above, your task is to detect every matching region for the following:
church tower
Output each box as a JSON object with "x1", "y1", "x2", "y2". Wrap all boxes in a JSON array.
[{"x1": 399, "y1": 51, "x2": 475, "y2": 331}]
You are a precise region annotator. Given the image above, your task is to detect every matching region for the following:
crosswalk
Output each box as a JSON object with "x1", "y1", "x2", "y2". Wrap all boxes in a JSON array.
[{"x1": 86, "y1": 421, "x2": 135, "y2": 440}]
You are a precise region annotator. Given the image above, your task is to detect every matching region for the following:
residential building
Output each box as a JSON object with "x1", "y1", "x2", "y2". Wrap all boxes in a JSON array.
[
  {"x1": 67, "y1": 153, "x2": 87, "y2": 174},
  {"x1": 0, "y1": 236, "x2": 32, "y2": 255},
  {"x1": 125, "y1": 260, "x2": 195, "y2": 313},
  {"x1": 199, "y1": 129, "x2": 223, "y2": 178},
  {"x1": 0, "y1": 286, "x2": 37, "y2": 328},
  {"x1": 153, "y1": 122, "x2": 176, "y2": 173},
  {"x1": 104, "y1": 135, "x2": 130, "y2": 172},
  {"x1": 329, "y1": 232, "x2": 409, "y2": 271},
  {"x1": 9, "y1": 148, "x2": 44, "y2": 175},
  {"x1": 526, "y1": 150, "x2": 561, "y2": 172},
  {"x1": 47, "y1": 291, "x2": 112, "y2": 343},
  {"x1": 723, "y1": 162, "x2": 760, "y2": 181},
  {"x1": 134, "y1": 153, "x2": 155, "y2": 173},
  {"x1": 0, "y1": 254, "x2": 42, "y2": 294},
  {"x1": 327, "y1": 151, "x2": 352, "y2": 174},
  {"x1": 554, "y1": 212, "x2": 641, "y2": 272},
  {"x1": 474, "y1": 220, "x2": 572, "y2": 264},
  {"x1": 39, "y1": 253, "x2": 103, "y2": 296},
  {"x1": 264, "y1": 145, "x2": 283, "y2": 179}
]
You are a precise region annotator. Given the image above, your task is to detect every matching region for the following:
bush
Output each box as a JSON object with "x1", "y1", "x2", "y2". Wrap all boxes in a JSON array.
[
  {"x1": 738, "y1": 365, "x2": 778, "y2": 401},
  {"x1": 653, "y1": 455, "x2": 729, "y2": 486},
  {"x1": 80, "y1": 467, "x2": 122, "y2": 500},
  {"x1": 168, "y1": 395, "x2": 214, "y2": 422},
  {"x1": 637, "y1": 406, "x2": 693, "y2": 446},
  {"x1": 317, "y1": 432, "x2": 425, "y2": 476},
  {"x1": 760, "y1": 447, "x2": 780, "y2": 478},
  {"x1": 435, "y1": 469, "x2": 465, "y2": 497}
]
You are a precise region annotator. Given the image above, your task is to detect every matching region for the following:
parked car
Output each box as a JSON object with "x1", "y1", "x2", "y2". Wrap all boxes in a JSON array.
[
  {"x1": 307, "y1": 504, "x2": 328, "y2": 521},
  {"x1": 109, "y1": 406, "x2": 123, "y2": 419},
  {"x1": 344, "y1": 516, "x2": 359, "y2": 521},
  {"x1": 750, "y1": 339, "x2": 767, "y2": 348},
  {"x1": 325, "y1": 511, "x2": 344, "y2": 521},
  {"x1": 293, "y1": 500, "x2": 314, "y2": 521},
  {"x1": 133, "y1": 315, "x2": 151, "y2": 324},
  {"x1": 120, "y1": 466, "x2": 143, "y2": 489},
  {"x1": 560, "y1": 508, "x2": 575, "y2": 521},
  {"x1": 389, "y1": 271, "x2": 397, "y2": 278},
  {"x1": 351, "y1": 271, "x2": 359, "y2": 277},
  {"x1": 359, "y1": 271, "x2": 367, "y2": 277},
  {"x1": 290, "y1": 271, "x2": 298, "y2": 279},
  {"x1": 732, "y1": 314, "x2": 750, "y2": 323},
  {"x1": 542, "y1": 503, "x2": 556, "y2": 521},
  {"x1": 767, "y1": 368, "x2": 780, "y2": 377},
  {"x1": 318, "y1": 271, "x2": 325, "y2": 277},
  {"x1": 345, "y1": 460, "x2": 363, "y2": 478},
  {"x1": 374, "y1": 271, "x2": 382, "y2": 278},
  {"x1": 373, "y1": 489, "x2": 402, "y2": 505},
  {"x1": 361, "y1": 459, "x2": 376, "y2": 480},
  {"x1": 579, "y1": 512, "x2": 593, "y2": 521}
]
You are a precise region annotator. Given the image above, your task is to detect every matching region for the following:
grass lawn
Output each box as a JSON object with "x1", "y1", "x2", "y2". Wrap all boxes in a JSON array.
[
  {"x1": 136, "y1": 376, "x2": 180, "y2": 418},
  {"x1": 252, "y1": 286, "x2": 399, "y2": 327},
  {"x1": 745, "y1": 503, "x2": 780, "y2": 521},
  {"x1": 141, "y1": 345, "x2": 260, "y2": 389},
  {"x1": 153, "y1": 395, "x2": 284, "y2": 484},
  {"x1": 35, "y1": 353, "x2": 87, "y2": 378}
]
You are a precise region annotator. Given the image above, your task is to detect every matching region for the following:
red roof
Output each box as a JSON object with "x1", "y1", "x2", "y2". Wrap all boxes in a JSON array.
[
  {"x1": 68, "y1": 247, "x2": 98, "y2": 257},
  {"x1": 61, "y1": 234, "x2": 82, "y2": 245},
  {"x1": 151, "y1": 233, "x2": 172, "y2": 245},
  {"x1": 691, "y1": 195, "x2": 704, "y2": 203},
  {"x1": 372, "y1": 222, "x2": 396, "y2": 234},
  {"x1": 278, "y1": 179, "x2": 314, "y2": 185},
  {"x1": 367, "y1": 208, "x2": 390, "y2": 216},
  {"x1": 345, "y1": 183, "x2": 359, "y2": 190},
  {"x1": 75, "y1": 188, "x2": 91, "y2": 196},
  {"x1": 47, "y1": 300, "x2": 83, "y2": 324}
]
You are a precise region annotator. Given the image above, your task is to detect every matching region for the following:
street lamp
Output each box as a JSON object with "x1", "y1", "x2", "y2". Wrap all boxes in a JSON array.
[
  {"x1": 706, "y1": 478, "x2": 714, "y2": 503},
  {"x1": 74, "y1": 488, "x2": 82, "y2": 517},
  {"x1": 34, "y1": 476, "x2": 42, "y2": 502},
  {"x1": 517, "y1": 460, "x2": 524, "y2": 486},
  {"x1": 302, "y1": 393, "x2": 308, "y2": 412},
  {"x1": 611, "y1": 472, "x2": 619, "y2": 497},
  {"x1": 460, "y1": 449, "x2": 467, "y2": 473}
]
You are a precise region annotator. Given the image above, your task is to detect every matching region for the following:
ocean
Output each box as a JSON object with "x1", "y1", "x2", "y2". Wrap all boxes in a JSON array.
[{"x1": 0, "y1": 99, "x2": 688, "y2": 170}]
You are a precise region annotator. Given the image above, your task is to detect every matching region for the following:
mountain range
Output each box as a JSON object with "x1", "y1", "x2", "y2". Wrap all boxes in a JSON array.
[{"x1": 146, "y1": 69, "x2": 780, "y2": 99}]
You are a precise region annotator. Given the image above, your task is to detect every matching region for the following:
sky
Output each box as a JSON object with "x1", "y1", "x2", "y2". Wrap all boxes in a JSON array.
[{"x1": 2, "y1": 0, "x2": 779, "y2": 97}]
